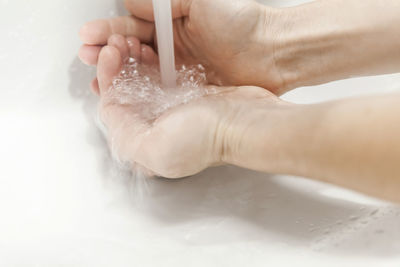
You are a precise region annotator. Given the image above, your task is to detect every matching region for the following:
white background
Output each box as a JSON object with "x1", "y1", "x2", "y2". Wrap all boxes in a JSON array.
[{"x1": 0, "y1": 0, "x2": 400, "y2": 266}]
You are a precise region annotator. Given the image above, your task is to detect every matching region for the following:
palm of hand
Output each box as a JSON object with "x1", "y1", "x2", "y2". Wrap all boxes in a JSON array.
[
  {"x1": 79, "y1": 1, "x2": 284, "y2": 178},
  {"x1": 103, "y1": 83, "x2": 275, "y2": 178}
]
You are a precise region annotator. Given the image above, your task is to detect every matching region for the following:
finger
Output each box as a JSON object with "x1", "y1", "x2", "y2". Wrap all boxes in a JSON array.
[
  {"x1": 127, "y1": 36, "x2": 142, "y2": 62},
  {"x1": 141, "y1": 44, "x2": 159, "y2": 65},
  {"x1": 79, "y1": 16, "x2": 155, "y2": 46},
  {"x1": 97, "y1": 46, "x2": 123, "y2": 94},
  {"x1": 108, "y1": 34, "x2": 129, "y2": 61},
  {"x1": 91, "y1": 78, "x2": 100, "y2": 96},
  {"x1": 78, "y1": 45, "x2": 102, "y2": 66},
  {"x1": 124, "y1": 0, "x2": 193, "y2": 21}
]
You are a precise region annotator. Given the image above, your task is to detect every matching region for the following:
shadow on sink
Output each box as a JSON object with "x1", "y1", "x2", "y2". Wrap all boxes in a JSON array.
[{"x1": 134, "y1": 166, "x2": 399, "y2": 258}]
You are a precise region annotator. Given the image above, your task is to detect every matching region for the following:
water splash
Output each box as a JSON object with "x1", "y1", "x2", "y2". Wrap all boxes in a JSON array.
[{"x1": 107, "y1": 58, "x2": 210, "y2": 123}]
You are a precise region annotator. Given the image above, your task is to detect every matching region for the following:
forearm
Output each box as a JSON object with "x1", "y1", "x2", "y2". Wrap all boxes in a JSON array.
[
  {"x1": 268, "y1": 0, "x2": 400, "y2": 91},
  {"x1": 226, "y1": 94, "x2": 400, "y2": 202}
]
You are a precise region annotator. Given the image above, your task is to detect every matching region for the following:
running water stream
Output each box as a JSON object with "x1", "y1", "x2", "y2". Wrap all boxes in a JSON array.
[{"x1": 152, "y1": 0, "x2": 177, "y2": 88}]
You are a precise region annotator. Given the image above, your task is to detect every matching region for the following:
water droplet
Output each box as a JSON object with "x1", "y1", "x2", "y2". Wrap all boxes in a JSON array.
[
  {"x1": 370, "y1": 209, "x2": 379, "y2": 216},
  {"x1": 128, "y1": 57, "x2": 136, "y2": 64},
  {"x1": 349, "y1": 215, "x2": 359, "y2": 221}
]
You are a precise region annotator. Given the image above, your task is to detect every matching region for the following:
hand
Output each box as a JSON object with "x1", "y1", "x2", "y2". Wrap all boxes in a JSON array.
[
  {"x1": 79, "y1": 0, "x2": 286, "y2": 94},
  {"x1": 95, "y1": 34, "x2": 284, "y2": 178}
]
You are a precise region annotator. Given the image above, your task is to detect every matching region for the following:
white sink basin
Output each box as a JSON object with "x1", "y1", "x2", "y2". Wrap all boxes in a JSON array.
[{"x1": 0, "y1": 0, "x2": 399, "y2": 266}]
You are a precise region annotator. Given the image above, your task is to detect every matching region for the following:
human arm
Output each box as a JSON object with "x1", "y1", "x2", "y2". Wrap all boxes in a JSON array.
[
  {"x1": 270, "y1": 0, "x2": 400, "y2": 93},
  {"x1": 95, "y1": 34, "x2": 400, "y2": 203},
  {"x1": 224, "y1": 93, "x2": 400, "y2": 202}
]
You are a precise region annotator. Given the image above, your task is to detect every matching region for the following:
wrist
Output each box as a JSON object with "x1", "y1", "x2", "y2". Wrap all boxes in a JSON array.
[
  {"x1": 271, "y1": 2, "x2": 356, "y2": 89},
  {"x1": 221, "y1": 95, "x2": 305, "y2": 174},
  {"x1": 244, "y1": 4, "x2": 289, "y2": 95},
  {"x1": 264, "y1": 5, "x2": 328, "y2": 92},
  {"x1": 253, "y1": 5, "x2": 316, "y2": 95}
]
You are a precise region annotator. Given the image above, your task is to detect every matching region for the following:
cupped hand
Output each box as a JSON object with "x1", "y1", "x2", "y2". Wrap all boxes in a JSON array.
[
  {"x1": 96, "y1": 35, "x2": 283, "y2": 178},
  {"x1": 79, "y1": 0, "x2": 286, "y2": 95}
]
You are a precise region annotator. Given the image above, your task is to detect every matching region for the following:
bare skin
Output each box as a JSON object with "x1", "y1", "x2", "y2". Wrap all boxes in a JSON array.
[
  {"x1": 96, "y1": 35, "x2": 284, "y2": 178},
  {"x1": 80, "y1": 0, "x2": 400, "y2": 94},
  {"x1": 79, "y1": 0, "x2": 283, "y2": 93},
  {"x1": 81, "y1": 0, "x2": 400, "y2": 203}
]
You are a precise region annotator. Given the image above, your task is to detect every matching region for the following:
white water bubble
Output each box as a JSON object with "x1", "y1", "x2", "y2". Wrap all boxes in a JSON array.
[{"x1": 105, "y1": 60, "x2": 210, "y2": 126}]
